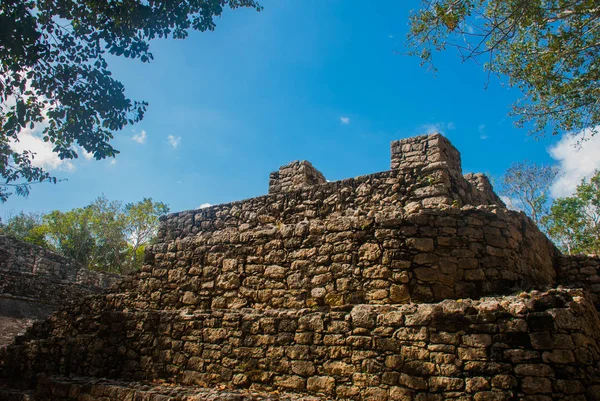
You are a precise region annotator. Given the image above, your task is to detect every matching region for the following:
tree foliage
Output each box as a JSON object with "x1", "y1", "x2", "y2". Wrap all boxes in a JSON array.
[
  {"x1": 500, "y1": 161, "x2": 557, "y2": 223},
  {"x1": 2, "y1": 196, "x2": 169, "y2": 273},
  {"x1": 0, "y1": 0, "x2": 261, "y2": 201},
  {"x1": 544, "y1": 171, "x2": 600, "y2": 254},
  {"x1": 0, "y1": 211, "x2": 48, "y2": 247},
  {"x1": 125, "y1": 198, "x2": 169, "y2": 269},
  {"x1": 43, "y1": 207, "x2": 96, "y2": 267},
  {"x1": 407, "y1": 0, "x2": 600, "y2": 138}
]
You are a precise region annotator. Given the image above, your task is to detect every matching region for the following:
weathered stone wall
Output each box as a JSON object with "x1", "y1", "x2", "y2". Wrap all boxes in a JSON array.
[
  {"x1": 0, "y1": 235, "x2": 80, "y2": 281},
  {"x1": 463, "y1": 173, "x2": 505, "y2": 207},
  {"x1": 3, "y1": 289, "x2": 600, "y2": 400},
  {"x1": 0, "y1": 235, "x2": 120, "y2": 302},
  {"x1": 269, "y1": 161, "x2": 327, "y2": 194},
  {"x1": 1, "y1": 133, "x2": 598, "y2": 401},
  {"x1": 391, "y1": 134, "x2": 462, "y2": 176},
  {"x1": 557, "y1": 254, "x2": 600, "y2": 308},
  {"x1": 159, "y1": 170, "x2": 502, "y2": 244},
  {"x1": 128, "y1": 206, "x2": 557, "y2": 312},
  {"x1": 0, "y1": 376, "x2": 327, "y2": 401},
  {"x1": 0, "y1": 235, "x2": 119, "y2": 290},
  {"x1": 0, "y1": 235, "x2": 120, "y2": 347}
]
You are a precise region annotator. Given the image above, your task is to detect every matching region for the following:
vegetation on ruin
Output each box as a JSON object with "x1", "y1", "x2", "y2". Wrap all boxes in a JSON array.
[
  {"x1": 544, "y1": 171, "x2": 600, "y2": 255},
  {"x1": 408, "y1": 0, "x2": 600, "y2": 139},
  {"x1": 499, "y1": 161, "x2": 557, "y2": 224},
  {"x1": 0, "y1": 196, "x2": 169, "y2": 273},
  {"x1": 500, "y1": 161, "x2": 600, "y2": 255},
  {"x1": 0, "y1": 0, "x2": 261, "y2": 201}
]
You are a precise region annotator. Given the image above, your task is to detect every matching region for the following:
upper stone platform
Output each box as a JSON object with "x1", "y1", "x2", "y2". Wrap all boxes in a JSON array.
[{"x1": 138, "y1": 133, "x2": 555, "y2": 310}]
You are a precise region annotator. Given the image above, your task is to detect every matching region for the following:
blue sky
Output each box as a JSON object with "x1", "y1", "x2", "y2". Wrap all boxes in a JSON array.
[{"x1": 3, "y1": 1, "x2": 598, "y2": 216}]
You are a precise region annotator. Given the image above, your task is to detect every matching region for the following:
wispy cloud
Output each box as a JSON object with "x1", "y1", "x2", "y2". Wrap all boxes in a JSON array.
[
  {"x1": 479, "y1": 124, "x2": 488, "y2": 140},
  {"x1": 340, "y1": 116, "x2": 350, "y2": 125},
  {"x1": 132, "y1": 130, "x2": 147, "y2": 144},
  {"x1": 10, "y1": 128, "x2": 75, "y2": 172},
  {"x1": 79, "y1": 146, "x2": 94, "y2": 160},
  {"x1": 500, "y1": 195, "x2": 523, "y2": 212},
  {"x1": 549, "y1": 126, "x2": 600, "y2": 197},
  {"x1": 198, "y1": 203, "x2": 212, "y2": 209},
  {"x1": 420, "y1": 122, "x2": 456, "y2": 135},
  {"x1": 167, "y1": 135, "x2": 181, "y2": 149}
]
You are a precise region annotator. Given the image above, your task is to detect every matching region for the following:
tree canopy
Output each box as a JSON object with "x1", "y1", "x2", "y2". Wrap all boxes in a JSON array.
[
  {"x1": 0, "y1": 196, "x2": 170, "y2": 273},
  {"x1": 544, "y1": 171, "x2": 600, "y2": 255},
  {"x1": 0, "y1": 0, "x2": 261, "y2": 201},
  {"x1": 499, "y1": 161, "x2": 557, "y2": 224},
  {"x1": 407, "y1": 0, "x2": 600, "y2": 139}
]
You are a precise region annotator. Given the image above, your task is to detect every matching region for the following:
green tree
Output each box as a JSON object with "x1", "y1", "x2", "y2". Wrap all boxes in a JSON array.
[
  {"x1": 43, "y1": 207, "x2": 95, "y2": 267},
  {"x1": 124, "y1": 198, "x2": 169, "y2": 271},
  {"x1": 500, "y1": 161, "x2": 557, "y2": 224},
  {"x1": 42, "y1": 195, "x2": 169, "y2": 273},
  {"x1": 544, "y1": 171, "x2": 600, "y2": 254},
  {"x1": 407, "y1": 0, "x2": 600, "y2": 139},
  {"x1": 1, "y1": 0, "x2": 261, "y2": 201},
  {"x1": 88, "y1": 196, "x2": 128, "y2": 273},
  {"x1": 0, "y1": 211, "x2": 48, "y2": 247}
]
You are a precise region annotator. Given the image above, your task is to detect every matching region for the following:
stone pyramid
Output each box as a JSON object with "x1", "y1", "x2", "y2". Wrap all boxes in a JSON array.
[{"x1": 2, "y1": 133, "x2": 600, "y2": 400}]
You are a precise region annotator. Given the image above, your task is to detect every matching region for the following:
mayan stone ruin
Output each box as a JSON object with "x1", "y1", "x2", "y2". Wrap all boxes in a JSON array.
[
  {"x1": 2, "y1": 133, "x2": 600, "y2": 400},
  {"x1": 0, "y1": 235, "x2": 120, "y2": 348}
]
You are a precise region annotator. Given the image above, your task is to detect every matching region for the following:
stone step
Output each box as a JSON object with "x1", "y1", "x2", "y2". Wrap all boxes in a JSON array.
[
  {"x1": 3, "y1": 289, "x2": 600, "y2": 400},
  {"x1": 0, "y1": 376, "x2": 328, "y2": 401}
]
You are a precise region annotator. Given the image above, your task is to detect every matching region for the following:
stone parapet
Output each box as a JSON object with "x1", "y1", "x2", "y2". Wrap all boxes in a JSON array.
[
  {"x1": 159, "y1": 166, "x2": 504, "y2": 243},
  {"x1": 269, "y1": 161, "x2": 327, "y2": 194},
  {"x1": 391, "y1": 133, "x2": 462, "y2": 176},
  {"x1": 463, "y1": 173, "x2": 506, "y2": 207}
]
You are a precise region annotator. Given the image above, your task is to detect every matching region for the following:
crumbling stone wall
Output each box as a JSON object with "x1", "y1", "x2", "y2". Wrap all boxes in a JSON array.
[
  {"x1": 557, "y1": 254, "x2": 600, "y2": 308},
  {"x1": 1, "y1": 133, "x2": 599, "y2": 401},
  {"x1": 159, "y1": 141, "x2": 504, "y2": 243},
  {"x1": 0, "y1": 235, "x2": 80, "y2": 281},
  {"x1": 128, "y1": 206, "x2": 557, "y2": 312},
  {"x1": 269, "y1": 160, "x2": 327, "y2": 194},
  {"x1": 3, "y1": 289, "x2": 599, "y2": 400},
  {"x1": 391, "y1": 134, "x2": 462, "y2": 175},
  {"x1": 0, "y1": 235, "x2": 120, "y2": 347}
]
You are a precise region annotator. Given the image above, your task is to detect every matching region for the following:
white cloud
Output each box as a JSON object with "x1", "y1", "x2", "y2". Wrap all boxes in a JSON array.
[
  {"x1": 340, "y1": 117, "x2": 350, "y2": 125},
  {"x1": 500, "y1": 195, "x2": 523, "y2": 212},
  {"x1": 198, "y1": 203, "x2": 212, "y2": 209},
  {"x1": 167, "y1": 135, "x2": 181, "y2": 149},
  {"x1": 549, "y1": 126, "x2": 600, "y2": 197},
  {"x1": 479, "y1": 124, "x2": 488, "y2": 140},
  {"x1": 132, "y1": 130, "x2": 147, "y2": 144},
  {"x1": 420, "y1": 122, "x2": 456, "y2": 135},
  {"x1": 109, "y1": 159, "x2": 117, "y2": 166},
  {"x1": 78, "y1": 146, "x2": 94, "y2": 160},
  {"x1": 9, "y1": 129, "x2": 75, "y2": 172}
]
